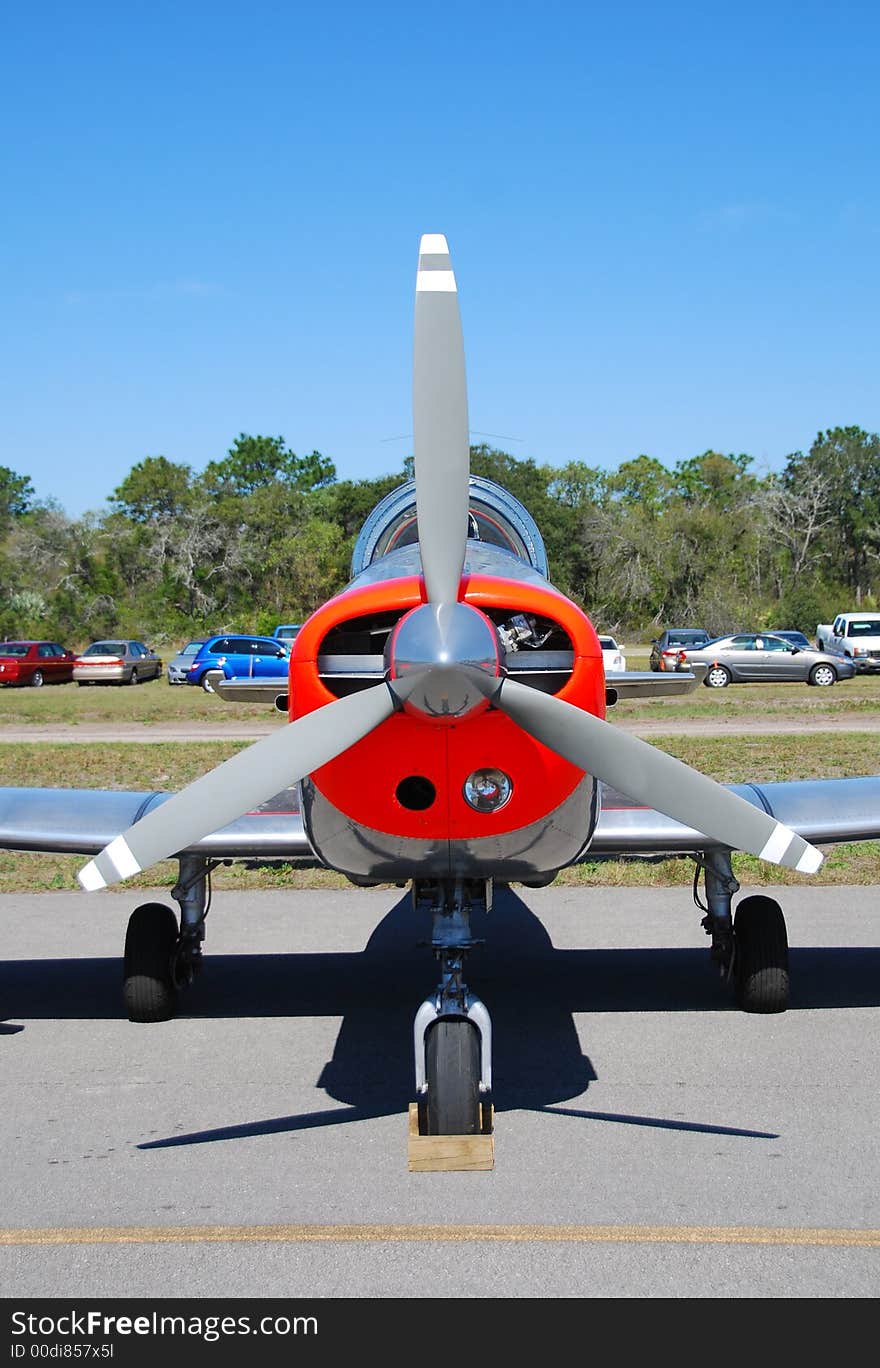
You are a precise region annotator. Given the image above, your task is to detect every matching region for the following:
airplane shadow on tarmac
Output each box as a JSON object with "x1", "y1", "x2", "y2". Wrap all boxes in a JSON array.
[{"x1": 3, "y1": 885, "x2": 880, "y2": 1145}]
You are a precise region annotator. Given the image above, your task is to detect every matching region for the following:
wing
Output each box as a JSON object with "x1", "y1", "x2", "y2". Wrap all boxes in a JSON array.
[
  {"x1": 590, "y1": 775, "x2": 880, "y2": 855},
  {"x1": 0, "y1": 786, "x2": 316, "y2": 862},
  {"x1": 2, "y1": 775, "x2": 879, "y2": 865}
]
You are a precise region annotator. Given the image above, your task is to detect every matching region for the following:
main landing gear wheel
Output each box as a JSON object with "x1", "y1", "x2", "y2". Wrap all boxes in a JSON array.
[
  {"x1": 734, "y1": 895, "x2": 789, "y2": 1013},
  {"x1": 705, "y1": 664, "x2": 732, "y2": 688},
  {"x1": 123, "y1": 902, "x2": 179, "y2": 1023},
  {"x1": 425, "y1": 1018, "x2": 481, "y2": 1135}
]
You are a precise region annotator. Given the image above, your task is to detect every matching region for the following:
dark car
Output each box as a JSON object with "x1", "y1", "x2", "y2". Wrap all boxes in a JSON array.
[
  {"x1": 185, "y1": 634, "x2": 291, "y2": 692},
  {"x1": 766, "y1": 630, "x2": 811, "y2": 649},
  {"x1": 0, "y1": 640, "x2": 76, "y2": 688},
  {"x1": 649, "y1": 628, "x2": 712, "y2": 671},
  {"x1": 677, "y1": 633, "x2": 856, "y2": 688}
]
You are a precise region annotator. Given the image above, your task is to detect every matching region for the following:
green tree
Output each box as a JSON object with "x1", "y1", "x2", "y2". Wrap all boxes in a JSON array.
[
  {"x1": 109, "y1": 456, "x2": 195, "y2": 523},
  {"x1": 201, "y1": 435, "x2": 335, "y2": 498},
  {"x1": 782, "y1": 427, "x2": 880, "y2": 598},
  {"x1": 0, "y1": 465, "x2": 35, "y2": 523}
]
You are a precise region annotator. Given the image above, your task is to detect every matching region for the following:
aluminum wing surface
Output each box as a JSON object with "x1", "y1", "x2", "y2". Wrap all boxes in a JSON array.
[
  {"x1": 589, "y1": 775, "x2": 880, "y2": 855},
  {"x1": 1, "y1": 777, "x2": 879, "y2": 865},
  {"x1": 0, "y1": 787, "x2": 315, "y2": 862}
]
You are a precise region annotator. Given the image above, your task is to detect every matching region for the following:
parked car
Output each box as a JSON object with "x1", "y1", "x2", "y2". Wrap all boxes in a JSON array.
[
  {"x1": 597, "y1": 634, "x2": 627, "y2": 672},
  {"x1": 185, "y1": 634, "x2": 291, "y2": 692},
  {"x1": 676, "y1": 633, "x2": 856, "y2": 688},
  {"x1": 649, "y1": 628, "x2": 711, "y2": 671},
  {"x1": 73, "y1": 640, "x2": 163, "y2": 686},
  {"x1": 166, "y1": 638, "x2": 210, "y2": 685},
  {"x1": 0, "y1": 640, "x2": 76, "y2": 688},
  {"x1": 273, "y1": 623, "x2": 303, "y2": 644},
  {"x1": 766, "y1": 629, "x2": 811, "y2": 649}
]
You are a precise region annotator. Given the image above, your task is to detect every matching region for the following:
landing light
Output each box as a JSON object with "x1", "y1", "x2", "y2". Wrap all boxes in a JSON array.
[{"x1": 463, "y1": 768, "x2": 513, "y2": 813}]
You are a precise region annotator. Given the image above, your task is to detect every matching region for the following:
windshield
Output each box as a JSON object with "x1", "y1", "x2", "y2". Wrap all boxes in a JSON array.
[
  {"x1": 0, "y1": 643, "x2": 30, "y2": 657},
  {"x1": 180, "y1": 641, "x2": 204, "y2": 655},
  {"x1": 847, "y1": 620, "x2": 880, "y2": 636}
]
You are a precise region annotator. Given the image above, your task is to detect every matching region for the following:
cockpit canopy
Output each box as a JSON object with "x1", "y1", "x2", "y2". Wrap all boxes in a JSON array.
[{"x1": 351, "y1": 475, "x2": 549, "y2": 580}]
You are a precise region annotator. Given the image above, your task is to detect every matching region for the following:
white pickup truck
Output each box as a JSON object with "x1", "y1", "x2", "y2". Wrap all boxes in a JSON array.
[{"x1": 815, "y1": 613, "x2": 880, "y2": 673}]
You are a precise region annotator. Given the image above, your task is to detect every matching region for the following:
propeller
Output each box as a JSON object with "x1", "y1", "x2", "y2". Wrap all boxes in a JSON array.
[
  {"x1": 78, "y1": 685, "x2": 396, "y2": 889},
  {"x1": 496, "y1": 679, "x2": 822, "y2": 873},
  {"x1": 412, "y1": 233, "x2": 471, "y2": 605},
  {"x1": 78, "y1": 232, "x2": 823, "y2": 890}
]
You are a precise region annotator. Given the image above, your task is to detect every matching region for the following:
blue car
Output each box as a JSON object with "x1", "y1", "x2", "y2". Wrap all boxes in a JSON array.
[{"x1": 185, "y1": 634, "x2": 290, "y2": 692}]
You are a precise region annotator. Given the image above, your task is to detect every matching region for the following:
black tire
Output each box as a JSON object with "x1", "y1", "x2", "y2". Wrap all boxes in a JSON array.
[
  {"x1": 704, "y1": 664, "x2": 732, "y2": 688},
  {"x1": 425, "y1": 1018, "x2": 481, "y2": 1135},
  {"x1": 809, "y1": 663, "x2": 836, "y2": 687},
  {"x1": 30, "y1": 670, "x2": 44, "y2": 688},
  {"x1": 734, "y1": 895, "x2": 789, "y2": 1013},
  {"x1": 201, "y1": 670, "x2": 223, "y2": 693},
  {"x1": 127, "y1": 668, "x2": 139, "y2": 686},
  {"x1": 123, "y1": 902, "x2": 179, "y2": 1022}
]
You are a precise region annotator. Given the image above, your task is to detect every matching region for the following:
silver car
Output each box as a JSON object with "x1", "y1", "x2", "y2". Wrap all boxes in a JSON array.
[
  {"x1": 679, "y1": 633, "x2": 856, "y2": 688},
  {"x1": 166, "y1": 638, "x2": 209, "y2": 685},
  {"x1": 73, "y1": 639, "x2": 163, "y2": 686}
]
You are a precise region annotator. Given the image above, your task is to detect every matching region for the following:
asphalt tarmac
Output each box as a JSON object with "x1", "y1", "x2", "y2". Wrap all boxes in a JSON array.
[{"x1": 1, "y1": 883, "x2": 879, "y2": 1299}]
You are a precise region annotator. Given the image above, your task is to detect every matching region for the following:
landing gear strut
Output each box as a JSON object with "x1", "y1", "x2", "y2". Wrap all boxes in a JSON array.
[
  {"x1": 122, "y1": 854, "x2": 211, "y2": 1022},
  {"x1": 698, "y1": 849, "x2": 790, "y2": 1013},
  {"x1": 412, "y1": 878, "x2": 493, "y2": 1135}
]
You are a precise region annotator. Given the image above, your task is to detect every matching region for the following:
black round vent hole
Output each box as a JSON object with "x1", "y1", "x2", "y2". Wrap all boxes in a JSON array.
[{"x1": 395, "y1": 776, "x2": 436, "y2": 811}]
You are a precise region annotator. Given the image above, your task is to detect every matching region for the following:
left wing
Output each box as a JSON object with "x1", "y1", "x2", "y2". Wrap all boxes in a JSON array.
[{"x1": 0, "y1": 786, "x2": 314, "y2": 861}]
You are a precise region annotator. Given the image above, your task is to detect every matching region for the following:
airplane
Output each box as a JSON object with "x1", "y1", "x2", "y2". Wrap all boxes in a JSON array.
[{"x1": 2, "y1": 233, "x2": 880, "y2": 1143}]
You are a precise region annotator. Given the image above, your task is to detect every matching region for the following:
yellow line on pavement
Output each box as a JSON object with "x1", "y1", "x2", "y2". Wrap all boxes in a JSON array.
[{"x1": 1, "y1": 1224, "x2": 879, "y2": 1248}]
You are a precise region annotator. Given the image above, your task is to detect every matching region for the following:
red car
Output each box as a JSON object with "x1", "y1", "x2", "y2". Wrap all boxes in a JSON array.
[{"x1": 0, "y1": 640, "x2": 76, "y2": 687}]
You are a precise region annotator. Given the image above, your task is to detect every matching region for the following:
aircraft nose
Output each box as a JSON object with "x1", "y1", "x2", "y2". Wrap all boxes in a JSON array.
[{"x1": 386, "y1": 602, "x2": 502, "y2": 720}]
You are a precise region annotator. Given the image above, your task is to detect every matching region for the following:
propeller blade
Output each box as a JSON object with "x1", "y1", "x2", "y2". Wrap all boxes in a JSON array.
[
  {"x1": 413, "y1": 232, "x2": 471, "y2": 604},
  {"x1": 78, "y1": 684, "x2": 397, "y2": 890},
  {"x1": 496, "y1": 679, "x2": 823, "y2": 873}
]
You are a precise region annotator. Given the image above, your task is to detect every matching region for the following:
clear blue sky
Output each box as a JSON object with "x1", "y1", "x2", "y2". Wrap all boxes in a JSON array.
[{"x1": 2, "y1": 0, "x2": 878, "y2": 517}]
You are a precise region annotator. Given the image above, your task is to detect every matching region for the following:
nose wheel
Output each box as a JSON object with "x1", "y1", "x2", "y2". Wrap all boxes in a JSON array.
[
  {"x1": 413, "y1": 878, "x2": 493, "y2": 1137},
  {"x1": 425, "y1": 1018, "x2": 482, "y2": 1135}
]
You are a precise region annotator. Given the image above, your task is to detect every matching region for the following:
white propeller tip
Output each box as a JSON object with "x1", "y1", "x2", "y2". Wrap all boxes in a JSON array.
[
  {"x1": 78, "y1": 834, "x2": 142, "y2": 890},
  {"x1": 417, "y1": 235, "x2": 456, "y2": 293},
  {"x1": 419, "y1": 233, "x2": 449, "y2": 254},
  {"x1": 78, "y1": 860, "x2": 106, "y2": 891},
  {"x1": 796, "y1": 845, "x2": 824, "y2": 874},
  {"x1": 758, "y1": 821, "x2": 824, "y2": 873}
]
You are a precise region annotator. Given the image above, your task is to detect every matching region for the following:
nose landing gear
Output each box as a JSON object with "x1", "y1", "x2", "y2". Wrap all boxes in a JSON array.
[{"x1": 411, "y1": 878, "x2": 494, "y2": 1147}]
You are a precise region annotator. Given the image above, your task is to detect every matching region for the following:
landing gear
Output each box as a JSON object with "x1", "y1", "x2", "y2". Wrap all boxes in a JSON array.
[
  {"x1": 698, "y1": 850, "x2": 789, "y2": 1013},
  {"x1": 734, "y1": 895, "x2": 789, "y2": 1013},
  {"x1": 425, "y1": 1018, "x2": 481, "y2": 1135},
  {"x1": 123, "y1": 903, "x2": 178, "y2": 1022},
  {"x1": 413, "y1": 878, "x2": 493, "y2": 1136},
  {"x1": 121, "y1": 854, "x2": 211, "y2": 1022}
]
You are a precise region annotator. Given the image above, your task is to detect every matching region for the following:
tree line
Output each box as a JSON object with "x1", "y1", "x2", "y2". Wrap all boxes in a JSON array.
[{"x1": 1, "y1": 426, "x2": 878, "y2": 649}]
